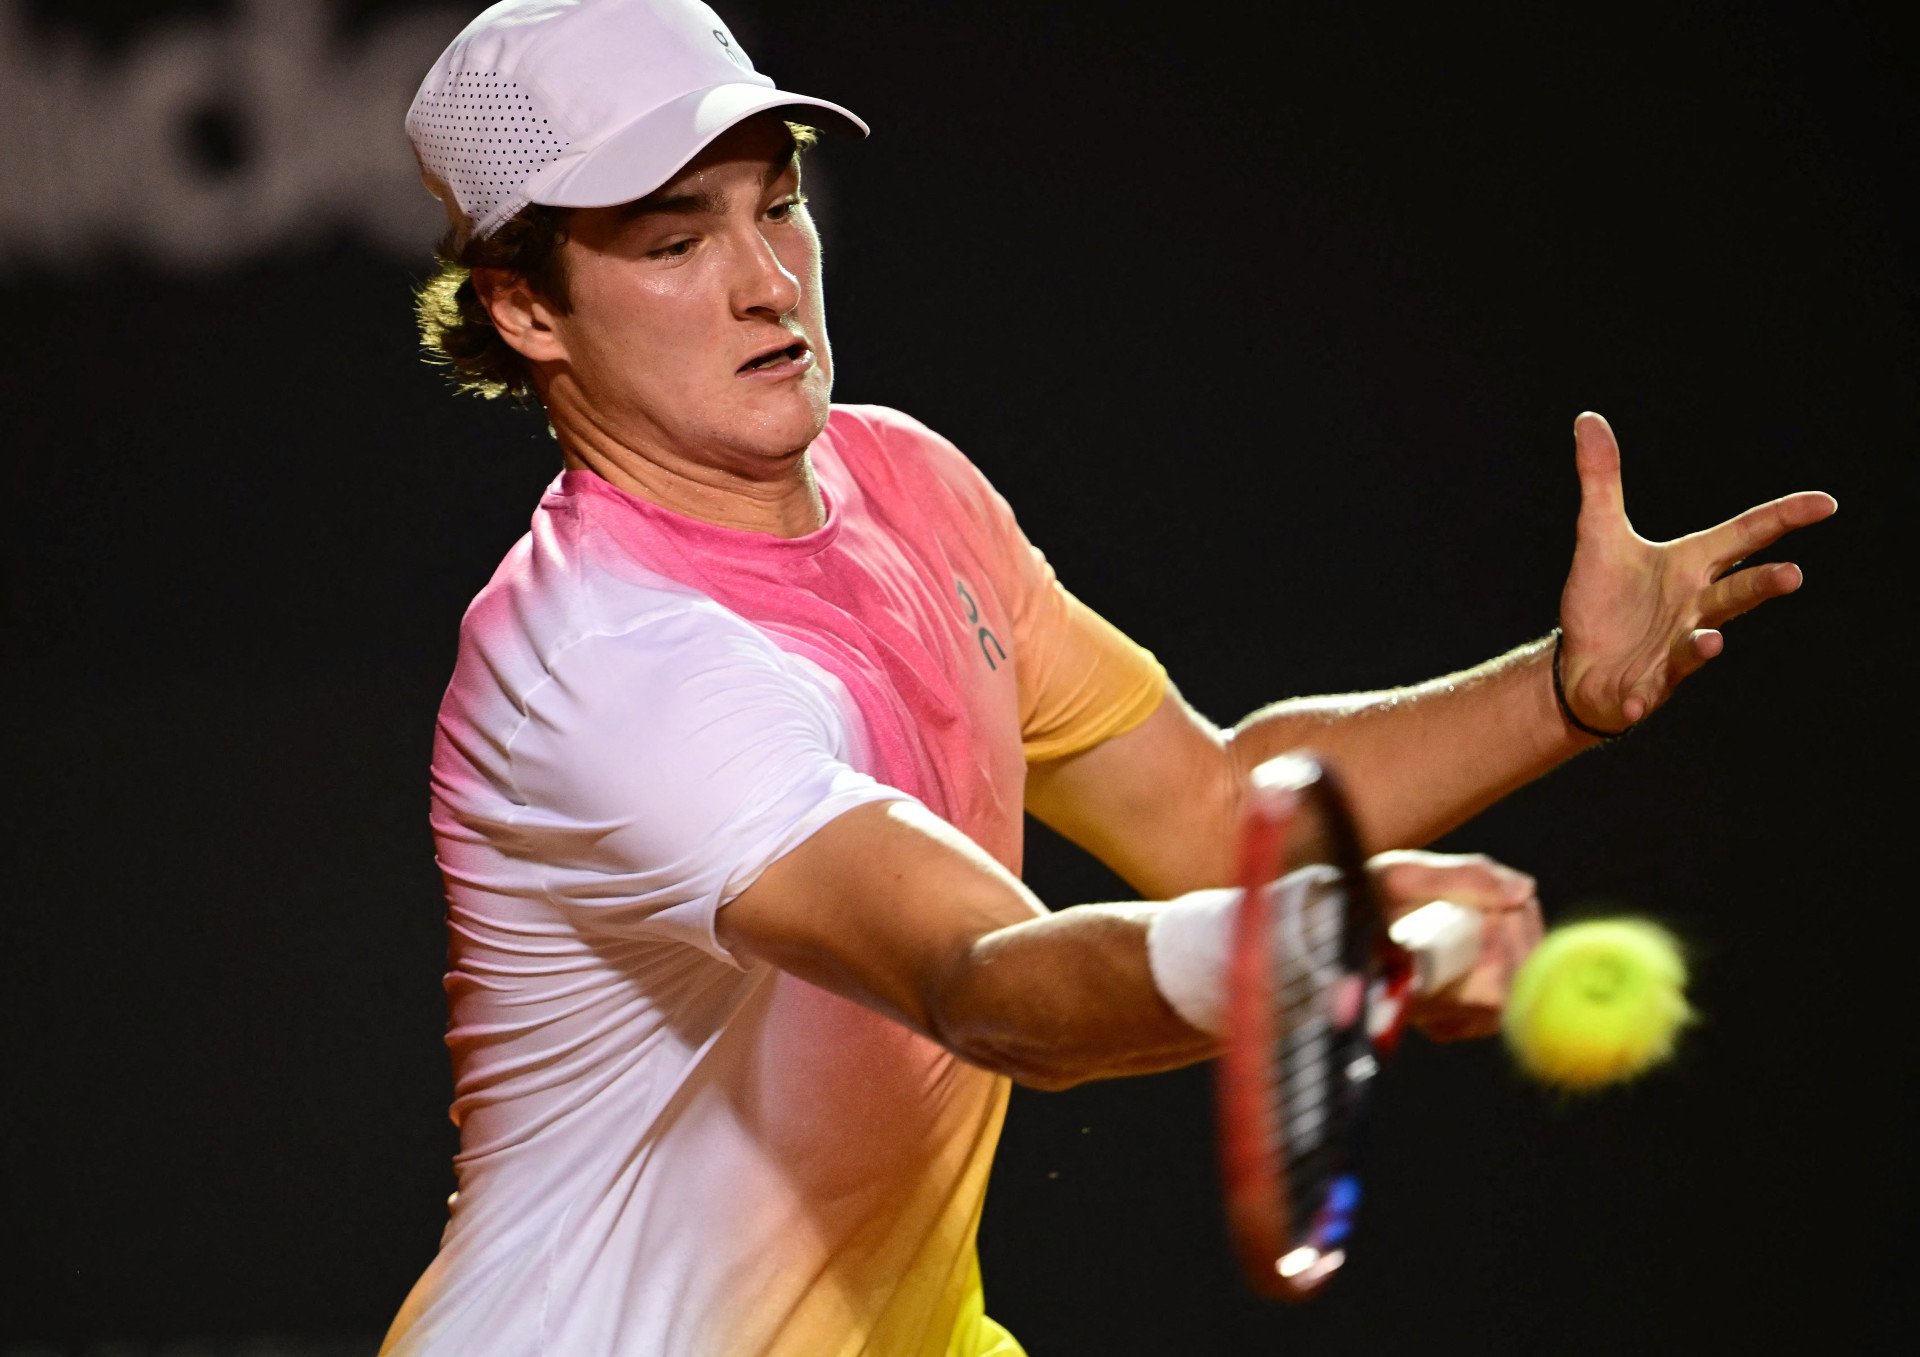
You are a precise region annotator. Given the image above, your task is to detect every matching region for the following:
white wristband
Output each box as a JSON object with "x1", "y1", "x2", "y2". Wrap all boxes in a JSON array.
[
  {"x1": 1144, "y1": 886, "x2": 1240, "y2": 1035},
  {"x1": 1145, "y1": 866, "x2": 1343, "y2": 1036}
]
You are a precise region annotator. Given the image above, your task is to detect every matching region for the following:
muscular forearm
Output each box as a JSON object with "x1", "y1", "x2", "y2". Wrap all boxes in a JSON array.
[
  {"x1": 1226, "y1": 633, "x2": 1596, "y2": 853},
  {"x1": 1026, "y1": 637, "x2": 1596, "y2": 900},
  {"x1": 932, "y1": 838, "x2": 1536, "y2": 1090},
  {"x1": 725, "y1": 800, "x2": 1219, "y2": 1091},
  {"x1": 932, "y1": 902, "x2": 1217, "y2": 1091}
]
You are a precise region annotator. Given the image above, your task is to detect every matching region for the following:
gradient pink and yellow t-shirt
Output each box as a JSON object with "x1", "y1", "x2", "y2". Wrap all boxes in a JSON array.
[{"x1": 381, "y1": 405, "x2": 1166, "y2": 1357}]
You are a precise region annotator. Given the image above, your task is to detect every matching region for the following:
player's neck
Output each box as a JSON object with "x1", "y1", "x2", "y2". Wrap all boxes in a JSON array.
[{"x1": 552, "y1": 413, "x2": 827, "y2": 539}]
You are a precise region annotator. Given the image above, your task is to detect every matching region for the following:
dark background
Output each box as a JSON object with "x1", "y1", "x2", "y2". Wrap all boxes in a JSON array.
[{"x1": 4, "y1": 2, "x2": 1912, "y2": 1353}]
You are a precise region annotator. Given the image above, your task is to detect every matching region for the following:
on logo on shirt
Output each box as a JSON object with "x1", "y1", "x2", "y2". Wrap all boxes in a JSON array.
[{"x1": 954, "y1": 578, "x2": 1008, "y2": 672}]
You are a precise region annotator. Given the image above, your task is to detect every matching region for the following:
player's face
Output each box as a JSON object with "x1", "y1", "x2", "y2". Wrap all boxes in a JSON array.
[{"x1": 544, "y1": 115, "x2": 832, "y2": 478}]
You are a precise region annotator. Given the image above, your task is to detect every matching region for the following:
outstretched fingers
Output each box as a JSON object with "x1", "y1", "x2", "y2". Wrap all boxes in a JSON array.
[{"x1": 1557, "y1": 417, "x2": 1835, "y2": 728}]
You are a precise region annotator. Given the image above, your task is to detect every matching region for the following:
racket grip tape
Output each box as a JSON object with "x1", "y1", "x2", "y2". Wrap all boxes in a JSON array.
[{"x1": 1386, "y1": 900, "x2": 1482, "y2": 994}]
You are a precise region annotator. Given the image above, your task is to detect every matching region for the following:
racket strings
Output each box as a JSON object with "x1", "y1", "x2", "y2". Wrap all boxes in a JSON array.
[{"x1": 1265, "y1": 866, "x2": 1361, "y2": 1245}]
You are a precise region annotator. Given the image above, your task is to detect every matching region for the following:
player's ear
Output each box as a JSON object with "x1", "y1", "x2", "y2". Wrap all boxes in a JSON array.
[{"x1": 472, "y1": 266, "x2": 568, "y2": 364}]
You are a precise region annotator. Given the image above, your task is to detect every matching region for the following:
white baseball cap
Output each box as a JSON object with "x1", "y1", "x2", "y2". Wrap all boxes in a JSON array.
[{"x1": 407, "y1": 0, "x2": 868, "y2": 244}]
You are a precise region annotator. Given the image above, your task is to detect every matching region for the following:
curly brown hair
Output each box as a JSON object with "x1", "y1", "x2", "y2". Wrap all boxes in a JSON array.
[{"x1": 414, "y1": 121, "x2": 819, "y2": 406}]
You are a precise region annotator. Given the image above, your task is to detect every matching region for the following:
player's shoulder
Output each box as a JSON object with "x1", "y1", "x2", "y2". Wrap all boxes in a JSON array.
[
  {"x1": 827, "y1": 403, "x2": 966, "y2": 462},
  {"x1": 827, "y1": 401, "x2": 939, "y2": 439},
  {"x1": 824, "y1": 403, "x2": 999, "y2": 499}
]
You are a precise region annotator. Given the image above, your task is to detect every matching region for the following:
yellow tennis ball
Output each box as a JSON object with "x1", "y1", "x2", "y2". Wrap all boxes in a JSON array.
[{"x1": 1502, "y1": 917, "x2": 1694, "y2": 1091}]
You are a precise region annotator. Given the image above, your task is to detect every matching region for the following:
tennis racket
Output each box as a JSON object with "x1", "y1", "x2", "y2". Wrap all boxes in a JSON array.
[{"x1": 1216, "y1": 750, "x2": 1484, "y2": 1302}]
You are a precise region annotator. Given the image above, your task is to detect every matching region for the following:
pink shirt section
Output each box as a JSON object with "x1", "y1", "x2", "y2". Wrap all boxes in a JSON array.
[{"x1": 561, "y1": 403, "x2": 1043, "y2": 867}]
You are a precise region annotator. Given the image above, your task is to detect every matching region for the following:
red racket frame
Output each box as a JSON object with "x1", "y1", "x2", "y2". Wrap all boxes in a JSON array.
[{"x1": 1215, "y1": 754, "x2": 1417, "y2": 1302}]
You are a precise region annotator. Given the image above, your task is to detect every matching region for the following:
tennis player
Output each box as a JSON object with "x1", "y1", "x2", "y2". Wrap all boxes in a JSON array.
[{"x1": 379, "y1": 2, "x2": 1837, "y2": 1353}]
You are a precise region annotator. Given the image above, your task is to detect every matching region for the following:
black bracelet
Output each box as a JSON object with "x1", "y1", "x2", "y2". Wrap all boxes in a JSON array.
[{"x1": 1551, "y1": 627, "x2": 1632, "y2": 740}]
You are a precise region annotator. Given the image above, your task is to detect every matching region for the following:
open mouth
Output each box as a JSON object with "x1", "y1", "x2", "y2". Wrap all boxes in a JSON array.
[{"x1": 738, "y1": 341, "x2": 808, "y2": 373}]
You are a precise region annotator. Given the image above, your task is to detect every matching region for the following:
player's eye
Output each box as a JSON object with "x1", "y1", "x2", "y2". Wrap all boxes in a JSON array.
[
  {"x1": 647, "y1": 237, "x2": 696, "y2": 260},
  {"x1": 766, "y1": 194, "x2": 808, "y2": 223}
]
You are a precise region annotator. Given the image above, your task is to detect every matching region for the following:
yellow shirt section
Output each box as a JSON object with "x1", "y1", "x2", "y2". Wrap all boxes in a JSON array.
[
  {"x1": 750, "y1": 1068, "x2": 1025, "y2": 1357},
  {"x1": 1017, "y1": 581, "x2": 1168, "y2": 765},
  {"x1": 947, "y1": 1250, "x2": 1030, "y2": 1357}
]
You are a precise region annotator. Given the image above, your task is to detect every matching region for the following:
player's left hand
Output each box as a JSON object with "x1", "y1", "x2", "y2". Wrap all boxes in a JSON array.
[
  {"x1": 1555, "y1": 411, "x2": 1837, "y2": 735},
  {"x1": 1366, "y1": 849, "x2": 1544, "y2": 1043}
]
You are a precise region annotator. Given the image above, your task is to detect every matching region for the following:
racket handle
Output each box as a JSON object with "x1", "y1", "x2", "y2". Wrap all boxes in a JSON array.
[{"x1": 1387, "y1": 900, "x2": 1482, "y2": 994}]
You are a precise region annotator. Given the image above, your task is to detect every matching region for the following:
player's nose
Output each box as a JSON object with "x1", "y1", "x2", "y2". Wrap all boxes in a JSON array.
[{"x1": 731, "y1": 230, "x2": 802, "y2": 318}]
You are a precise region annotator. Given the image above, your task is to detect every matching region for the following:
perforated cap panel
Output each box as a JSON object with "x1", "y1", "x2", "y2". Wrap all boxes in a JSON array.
[{"x1": 409, "y1": 72, "x2": 572, "y2": 239}]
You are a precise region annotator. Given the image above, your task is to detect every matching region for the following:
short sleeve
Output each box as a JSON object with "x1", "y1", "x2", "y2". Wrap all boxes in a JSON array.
[
  {"x1": 504, "y1": 609, "x2": 914, "y2": 966},
  {"x1": 1007, "y1": 545, "x2": 1169, "y2": 763}
]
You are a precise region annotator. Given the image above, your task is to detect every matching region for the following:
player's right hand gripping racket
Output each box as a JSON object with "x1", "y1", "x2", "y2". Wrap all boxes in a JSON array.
[{"x1": 1216, "y1": 751, "x2": 1484, "y2": 1301}]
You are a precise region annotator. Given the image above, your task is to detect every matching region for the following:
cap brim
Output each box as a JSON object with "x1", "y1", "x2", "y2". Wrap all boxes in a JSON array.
[{"x1": 529, "y1": 83, "x2": 868, "y2": 211}]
